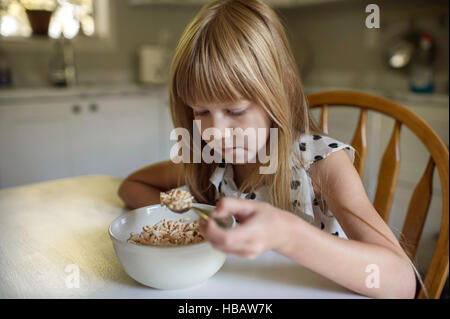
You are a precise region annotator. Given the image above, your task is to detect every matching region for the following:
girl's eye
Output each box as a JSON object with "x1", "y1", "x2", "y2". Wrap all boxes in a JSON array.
[
  {"x1": 194, "y1": 110, "x2": 209, "y2": 116},
  {"x1": 228, "y1": 109, "x2": 246, "y2": 116},
  {"x1": 193, "y1": 108, "x2": 247, "y2": 116}
]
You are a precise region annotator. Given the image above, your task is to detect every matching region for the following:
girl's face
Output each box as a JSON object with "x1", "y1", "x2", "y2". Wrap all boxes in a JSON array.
[{"x1": 190, "y1": 99, "x2": 272, "y2": 163}]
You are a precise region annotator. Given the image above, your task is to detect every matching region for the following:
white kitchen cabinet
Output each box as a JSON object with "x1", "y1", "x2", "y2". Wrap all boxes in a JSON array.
[
  {"x1": 0, "y1": 92, "x2": 173, "y2": 188},
  {"x1": 0, "y1": 101, "x2": 74, "y2": 188},
  {"x1": 67, "y1": 95, "x2": 172, "y2": 178}
]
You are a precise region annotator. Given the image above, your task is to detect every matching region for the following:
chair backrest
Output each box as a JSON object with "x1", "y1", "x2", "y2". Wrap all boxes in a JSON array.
[{"x1": 307, "y1": 90, "x2": 449, "y2": 299}]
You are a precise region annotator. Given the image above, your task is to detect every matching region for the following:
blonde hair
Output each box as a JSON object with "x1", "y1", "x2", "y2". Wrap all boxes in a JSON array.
[{"x1": 169, "y1": 0, "x2": 319, "y2": 211}]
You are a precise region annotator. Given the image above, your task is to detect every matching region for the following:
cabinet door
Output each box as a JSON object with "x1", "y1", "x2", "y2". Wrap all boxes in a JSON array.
[
  {"x1": 0, "y1": 102, "x2": 73, "y2": 188},
  {"x1": 67, "y1": 95, "x2": 173, "y2": 178}
]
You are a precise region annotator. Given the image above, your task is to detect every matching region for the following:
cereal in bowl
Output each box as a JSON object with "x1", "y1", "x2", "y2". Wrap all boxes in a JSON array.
[{"x1": 127, "y1": 218, "x2": 204, "y2": 246}]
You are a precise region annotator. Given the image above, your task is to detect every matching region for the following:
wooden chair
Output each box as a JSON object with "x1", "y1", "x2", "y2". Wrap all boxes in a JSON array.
[{"x1": 307, "y1": 90, "x2": 449, "y2": 299}]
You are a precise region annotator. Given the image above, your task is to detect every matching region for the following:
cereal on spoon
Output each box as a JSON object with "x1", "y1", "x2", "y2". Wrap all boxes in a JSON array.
[{"x1": 160, "y1": 188, "x2": 194, "y2": 211}]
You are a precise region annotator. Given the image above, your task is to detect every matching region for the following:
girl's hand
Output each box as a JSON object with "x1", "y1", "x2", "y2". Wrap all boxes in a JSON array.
[{"x1": 198, "y1": 197, "x2": 291, "y2": 259}]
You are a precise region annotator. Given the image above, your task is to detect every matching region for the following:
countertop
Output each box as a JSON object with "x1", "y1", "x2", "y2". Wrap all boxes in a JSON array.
[
  {"x1": 0, "y1": 83, "x2": 448, "y2": 106},
  {"x1": 0, "y1": 83, "x2": 169, "y2": 105},
  {"x1": 0, "y1": 175, "x2": 367, "y2": 299}
]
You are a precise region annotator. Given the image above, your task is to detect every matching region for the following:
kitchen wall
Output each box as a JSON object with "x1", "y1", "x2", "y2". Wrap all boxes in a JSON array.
[
  {"x1": 2, "y1": 0, "x2": 449, "y2": 92},
  {"x1": 281, "y1": 0, "x2": 449, "y2": 93}
]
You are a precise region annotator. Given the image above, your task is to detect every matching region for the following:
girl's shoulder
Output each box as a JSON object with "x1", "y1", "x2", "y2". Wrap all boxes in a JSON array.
[{"x1": 293, "y1": 133, "x2": 355, "y2": 170}]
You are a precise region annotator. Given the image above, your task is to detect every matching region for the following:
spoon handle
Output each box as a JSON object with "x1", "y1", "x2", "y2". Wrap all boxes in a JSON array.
[
  {"x1": 191, "y1": 207, "x2": 230, "y2": 229},
  {"x1": 191, "y1": 206, "x2": 211, "y2": 220}
]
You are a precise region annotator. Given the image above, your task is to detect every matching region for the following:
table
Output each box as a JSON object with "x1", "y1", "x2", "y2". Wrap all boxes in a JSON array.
[{"x1": 0, "y1": 175, "x2": 367, "y2": 299}]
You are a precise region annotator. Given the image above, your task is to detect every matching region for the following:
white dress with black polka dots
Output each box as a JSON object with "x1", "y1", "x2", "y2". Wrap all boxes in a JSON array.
[{"x1": 183, "y1": 134, "x2": 355, "y2": 239}]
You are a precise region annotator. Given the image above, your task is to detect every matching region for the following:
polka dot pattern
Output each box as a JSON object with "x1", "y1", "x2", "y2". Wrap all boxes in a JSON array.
[
  {"x1": 328, "y1": 143, "x2": 339, "y2": 148},
  {"x1": 314, "y1": 155, "x2": 324, "y2": 162},
  {"x1": 299, "y1": 142, "x2": 306, "y2": 152},
  {"x1": 245, "y1": 192, "x2": 256, "y2": 200},
  {"x1": 291, "y1": 180, "x2": 301, "y2": 190}
]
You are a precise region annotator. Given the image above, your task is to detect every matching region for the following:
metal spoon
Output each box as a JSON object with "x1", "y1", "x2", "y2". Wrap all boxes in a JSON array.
[{"x1": 168, "y1": 204, "x2": 232, "y2": 229}]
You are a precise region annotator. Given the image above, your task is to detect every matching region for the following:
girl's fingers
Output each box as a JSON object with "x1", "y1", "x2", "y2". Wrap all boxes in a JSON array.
[
  {"x1": 199, "y1": 216, "x2": 248, "y2": 248},
  {"x1": 199, "y1": 215, "x2": 266, "y2": 259},
  {"x1": 199, "y1": 198, "x2": 273, "y2": 258},
  {"x1": 208, "y1": 228, "x2": 262, "y2": 258},
  {"x1": 212, "y1": 197, "x2": 257, "y2": 219},
  {"x1": 199, "y1": 218, "x2": 228, "y2": 246}
]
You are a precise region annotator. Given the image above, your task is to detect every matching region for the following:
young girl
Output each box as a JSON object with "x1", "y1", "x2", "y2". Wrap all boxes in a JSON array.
[{"x1": 118, "y1": 0, "x2": 418, "y2": 298}]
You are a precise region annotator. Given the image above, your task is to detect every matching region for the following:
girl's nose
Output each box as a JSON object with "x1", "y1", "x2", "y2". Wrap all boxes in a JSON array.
[{"x1": 209, "y1": 114, "x2": 231, "y2": 139}]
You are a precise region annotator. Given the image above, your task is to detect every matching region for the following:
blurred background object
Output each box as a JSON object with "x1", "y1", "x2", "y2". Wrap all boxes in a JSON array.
[
  {"x1": 0, "y1": 0, "x2": 94, "y2": 38},
  {"x1": 385, "y1": 26, "x2": 418, "y2": 70},
  {"x1": 138, "y1": 28, "x2": 173, "y2": 84},
  {"x1": 19, "y1": 0, "x2": 57, "y2": 36},
  {"x1": 384, "y1": 19, "x2": 437, "y2": 94},
  {"x1": 0, "y1": 46, "x2": 12, "y2": 87},
  {"x1": 25, "y1": 9, "x2": 53, "y2": 36},
  {"x1": 48, "y1": 35, "x2": 77, "y2": 86},
  {"x1": 138, "y1": 44, "x2": 171, "y2": 84},
  {"x1": 20, "y1": 0, "x2": 56, "y2": 10},
  {"x1": 409, "y1": 32, "x2": 436, "y2": 93}
]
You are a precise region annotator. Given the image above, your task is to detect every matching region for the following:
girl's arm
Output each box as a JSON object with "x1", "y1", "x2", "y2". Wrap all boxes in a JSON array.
[
  {"x1": 293, "y1": 149, "x2": 416, "y2": 298},
  {"x1": 276, "y1": 207, "x2": 416, "y2": 298},
  {"x1": 118, "y1": 160, "x2": 184, "y2": 209},
  {"x1": 200, "y1": 150, "x2": 416, "y2": 298}
]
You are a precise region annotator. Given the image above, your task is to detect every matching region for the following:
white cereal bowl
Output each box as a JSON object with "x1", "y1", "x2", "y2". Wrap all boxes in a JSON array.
[{"x1": 109, "y1": 203, "x2": 235, "y2": 290}]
